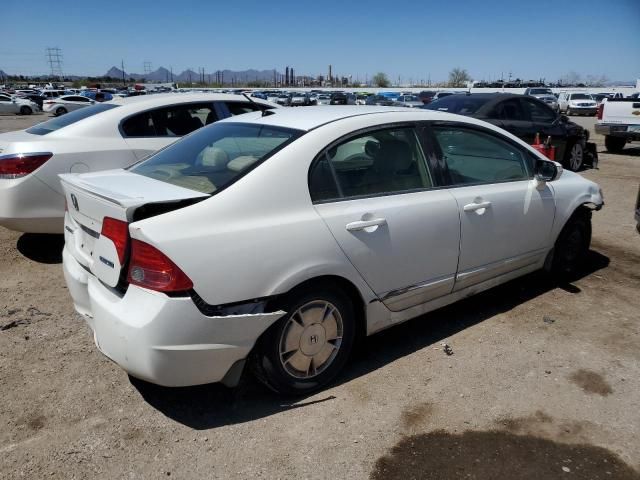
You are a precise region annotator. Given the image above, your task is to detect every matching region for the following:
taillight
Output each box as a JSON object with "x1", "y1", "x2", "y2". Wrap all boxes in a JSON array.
[
  {"x1": 127, "y1": 239, "x2": 193, "y2": 292},
  {"x1": 100, "y1": 217, "x2": 129, "y2": 264},
  {"x1": 596, "y1": 103, "x2": 604, "y2": 120},
  {"x1": 0, "y1": 153, "x2": 53, "y2": 179}
]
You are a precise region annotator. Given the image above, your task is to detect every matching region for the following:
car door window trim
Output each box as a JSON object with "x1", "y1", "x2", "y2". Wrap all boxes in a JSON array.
[
  {"x1": 427, "y1": 120, "x2": 535, "y2": 188},
  {"x1": 308, "y1": 122, "x2": 437, "y2": 204},
  {"x1": 118, "y1": 101, "x2": 217, "y2": 138}
]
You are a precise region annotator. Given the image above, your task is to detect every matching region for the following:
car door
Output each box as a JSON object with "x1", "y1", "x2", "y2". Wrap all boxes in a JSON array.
[
  {"x1": 122, "y1": 102, "x2": 220, "y2": 160},
  {"x1": 0, "y1": 95, "x2": 14, "y2": 114},
  {"x1": 491, "y1": 98, "x2": 537, "y2": 143},
  {"x1": 521, "y1": 97, "x2": 567, "y2": 153},
  {"x1": 310, "y1": 125, "x2": 461, "y2": 312},
  {"x1": 429, "y1": 122, "x2": 555, "y2": 291}
]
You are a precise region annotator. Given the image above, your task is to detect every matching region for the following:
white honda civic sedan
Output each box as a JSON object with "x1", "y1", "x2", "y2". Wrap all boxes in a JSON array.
[
  {"x1": 60, "y1": 106, "x2": 603, "y2": 394},
  {"x1": 0, "y1": 93, "x2": 276, "y2": 233}
]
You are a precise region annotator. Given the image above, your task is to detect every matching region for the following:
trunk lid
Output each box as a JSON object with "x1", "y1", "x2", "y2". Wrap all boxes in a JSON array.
[
  {"x1": 60, "y1": 169, "x2": 209, "y2": 287},
  {"x1": 0, "y1": 130, "x2": 43, "y2": 155}
]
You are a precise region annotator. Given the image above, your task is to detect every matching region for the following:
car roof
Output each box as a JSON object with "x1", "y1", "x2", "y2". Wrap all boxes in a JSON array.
[
  {"x1": 106, "y1": 92, "x2": 269, "y2": 110},
  {"x1": 216, "y1": 105, "x2": 483, "y2": 131}
]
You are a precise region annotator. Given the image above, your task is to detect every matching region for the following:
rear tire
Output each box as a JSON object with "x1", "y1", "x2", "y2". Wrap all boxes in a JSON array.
[
  {"x1": 552, "y1": 210, "x2": 592, "y2": 277},
  {"x1": 566, "y1": 108, "x2": 572, "y2": 116},
  {"x1": 251, "y1": 285, "x2": 355, "y2": 395},
  {"x1": 19, "y1": 106, "x2": 32, "y2": 115},
  {"x1": 604, "y1": 136, "x2": 626, "y2": 153},
  {"x1": 564, "y1": 142, "x2": 584, "y2": 171},
  {"x1": 55, "y1": 107, "x2": 67, "y2": 116}
]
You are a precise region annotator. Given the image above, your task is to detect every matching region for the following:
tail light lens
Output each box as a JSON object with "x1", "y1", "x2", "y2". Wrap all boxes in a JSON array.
[
  {"x1": 596, "y1": 103, "x2": 604, "y2": 120},
  {"x1": 100, "y1": 217, "x2": 129, "y2": 264},
  {"x1": 127, "y1": 239, "x2": 193, "y2": 292},
  {"x1": 0, "y1": 153, "x2": 53, "y2": 179}
]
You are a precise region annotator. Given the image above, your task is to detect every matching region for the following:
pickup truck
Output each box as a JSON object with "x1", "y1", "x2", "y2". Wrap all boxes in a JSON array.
[{"x1": 595, "y1": 97, "x2": 640, "y2": 152}]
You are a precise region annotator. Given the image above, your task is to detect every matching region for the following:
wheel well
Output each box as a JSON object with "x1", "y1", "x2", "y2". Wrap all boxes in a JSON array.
[{"x1": 267, "y1": 275, "x2": 367, "y2": 342}]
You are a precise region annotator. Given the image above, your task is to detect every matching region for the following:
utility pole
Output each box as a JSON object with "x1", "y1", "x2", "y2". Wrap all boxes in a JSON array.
[
  {"x1": 170, "y1": 66, "x2": 173, "y2": 82},
  {"x1": 46, "y1": 47, "x2": 64, "y2": 80},
  {"x1": 121, "y1": 59, "x2": 126, "y2": 88}
]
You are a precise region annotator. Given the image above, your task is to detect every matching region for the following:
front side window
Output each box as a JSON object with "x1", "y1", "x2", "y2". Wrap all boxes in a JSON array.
[
  {"x1": 309, "y1": 127, "x2": 432, "y2": 202},
  {"x1": 121, "y1": 103, "x2": 216, "y2": 138},
  {"x1": 131, "y1": 122, "x2": 302, "y2": 194},
  {"x1": 432, "y1": 126, "x2": 530, "y2": 185}
]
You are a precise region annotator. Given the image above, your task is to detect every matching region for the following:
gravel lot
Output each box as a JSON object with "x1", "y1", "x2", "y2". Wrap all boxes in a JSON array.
[{"x1": 1, "y1": 112, "x2": 639, "y2": 479}]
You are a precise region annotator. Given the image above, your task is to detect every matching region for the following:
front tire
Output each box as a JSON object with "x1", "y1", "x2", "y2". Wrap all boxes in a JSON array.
[
  {"x1": 552, "y1": 210, "x2": 592, "y2": 277},
  {"x1": 566, "y1": 107, "x2": 572, "y2": 116},
  {"x1": 604, "y1": 136, "x2": 626, "y2": 153},
  {"x1": 19, "y1": 106, "x2": 32, "y2": 115},
  {"x1": 564, "y1": 142, "x2": 584, "y2": 171},
  {"x1": 252, "y1": 285, "x2": 355, "y2": 395},
  {"x1": 55, "y1": 107, "x2": 67, "y2": 116}
]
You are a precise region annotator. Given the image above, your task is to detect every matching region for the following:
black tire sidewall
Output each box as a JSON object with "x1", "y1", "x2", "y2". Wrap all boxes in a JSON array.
[
  {"x1": 553, "y1": 213, "x2": 591, "y2": 276},
  {"x1": 56, "y1": 107, "x2": 66, "y2": 116},
  {"x1": 20, "y1": 106, "x2": 32, "y2": 115},
  {"x1": 605, "y1": 136, "x2": 625, "y2": 153},
  {"x1": 254, "y1": 286, "x2": 356, "y2": 395}
]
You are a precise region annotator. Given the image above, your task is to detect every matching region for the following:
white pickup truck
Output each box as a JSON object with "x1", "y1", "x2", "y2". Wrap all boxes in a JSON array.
[{"x1": 595, "y1": 97, "x2": 640, "y2": 152}]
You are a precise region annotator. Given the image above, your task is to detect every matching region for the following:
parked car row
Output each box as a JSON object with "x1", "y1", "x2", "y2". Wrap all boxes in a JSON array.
[
  {"x1": 0, "y1": 94, "x2": 276, "y2": 233},
  {"x1": 423, "y1": 93, "x2": 598, "y2": 171}
]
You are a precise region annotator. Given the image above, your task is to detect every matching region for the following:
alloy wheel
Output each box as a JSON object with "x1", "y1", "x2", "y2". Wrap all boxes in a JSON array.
[{"x1": 569, "y1": 143, "x2": 583, "y2": 171}]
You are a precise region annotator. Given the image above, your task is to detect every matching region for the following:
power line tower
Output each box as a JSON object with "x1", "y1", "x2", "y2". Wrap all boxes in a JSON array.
[
  {"x1": 143, "y1": 61, "x2": 152, "y2": 75},
  {"x1": 46, "y1": 47, "x2": 64, "y2": 79}
]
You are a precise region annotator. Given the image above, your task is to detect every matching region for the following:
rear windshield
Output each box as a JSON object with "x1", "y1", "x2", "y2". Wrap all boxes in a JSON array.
[
  {"x1": 425, "y1": 95, "x2": 488, "y2": 115},
  {"x1": 26, "y1": 103, "x2": 119, "y2": 135},
  {"x1": 529, "y1": 88, "x2": 552, "y2": 95},
  {"x1": 130, "y1": 122, "x2": 302, "y2": 194}
]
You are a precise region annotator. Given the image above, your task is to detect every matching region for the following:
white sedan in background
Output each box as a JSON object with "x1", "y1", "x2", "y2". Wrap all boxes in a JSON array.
[
  {"x1": 60, "y1": 106, "x2": 603, "y2": 395},
  {"x1": 43, "y1": 95, "x2": 95, "y2": 116},
  {"x1": 0, "y1": 93, "x2": 277, "y2": 233},
  {"x1": 0, "y1": 93, "x2": 40, "y2": 115}
]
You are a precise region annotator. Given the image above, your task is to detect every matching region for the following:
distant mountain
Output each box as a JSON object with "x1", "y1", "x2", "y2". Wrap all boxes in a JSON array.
[
  {"x1": 0, "y1": 69, "x2": 8, "y2": 79},
  {"x1": 102, "y1": 66, "x2": 282, "y2": 84}
]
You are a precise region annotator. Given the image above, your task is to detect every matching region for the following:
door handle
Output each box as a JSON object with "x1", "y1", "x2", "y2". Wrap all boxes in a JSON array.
[
  {"x1": 346, "y1": 217, "x2": 387, "y2": 232},
  {"x1": 463, "y1": 201, "x2": 492, "y2": 212}
]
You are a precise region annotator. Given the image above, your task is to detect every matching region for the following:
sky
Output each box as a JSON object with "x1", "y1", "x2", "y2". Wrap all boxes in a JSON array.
[{"x1": 3, "y1": 0, "x2": 640, "y2": 82}]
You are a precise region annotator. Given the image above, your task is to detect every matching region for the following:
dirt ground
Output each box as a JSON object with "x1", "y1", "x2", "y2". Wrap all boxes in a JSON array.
[{"x1": 0, "y1": 112, "x2": 639, "y2": 479}]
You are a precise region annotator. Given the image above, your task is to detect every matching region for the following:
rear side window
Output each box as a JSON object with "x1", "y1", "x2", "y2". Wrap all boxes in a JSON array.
[
  {"x1": 309, "y1": 127, "x2": 432, "y2": 202},
  {"x1": 493, "y1": 99, "x2": 527, "y2": 121},
  {"x1": 225, "y1": 101, "x2": 268, "y2": 116},
  {"x1": 432, "y1": 126, "x2": 530, "y2": 185},
  {"x1": 121, "y1": 103, "x2": 216, "y2": 138},
  {"x1": 131, "y1": 122, "x2": 302, "y2": 194},
  {"x1": 521, "y1": 98, "x2": 556, "y2": 123},
  {"x1": 26, "y1": 103, "x2": 120, "y2": 135}
]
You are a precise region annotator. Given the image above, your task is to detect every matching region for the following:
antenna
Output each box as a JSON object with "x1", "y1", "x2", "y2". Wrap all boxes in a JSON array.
[{"x1": 45, "y1": 47, "x2": 63, "y2": 80}]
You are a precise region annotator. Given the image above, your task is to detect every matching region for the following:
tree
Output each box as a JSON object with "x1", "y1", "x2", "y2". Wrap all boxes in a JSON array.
[
  {"x1": 372, "y1": 72, "x2": 390, "y2": 88},
  {"x1": 448, "y1": 68, "x2": 471, "y2": 87}
]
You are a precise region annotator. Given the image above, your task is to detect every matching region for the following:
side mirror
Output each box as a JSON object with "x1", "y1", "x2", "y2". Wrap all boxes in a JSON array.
[{"x1": 535, "y1": 159, "x2": 563, "y2": 183}]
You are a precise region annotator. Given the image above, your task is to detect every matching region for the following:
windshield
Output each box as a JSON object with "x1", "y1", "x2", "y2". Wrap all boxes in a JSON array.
[
  {"x1": 130, "y1": 122, "x2": 303, "y2": 194},
  {"x1": 26, "y1": 103, "x2": 119, "y2": 135},
  {"x1": 570, "y1": 94, "x2": 592, "y2": 100},
  {"x1": 425, "y1": 95, "x2": 488, "y2": 115},
  {"x1": 530, "y1": 88, "x2": 552, "y2": 95}
]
